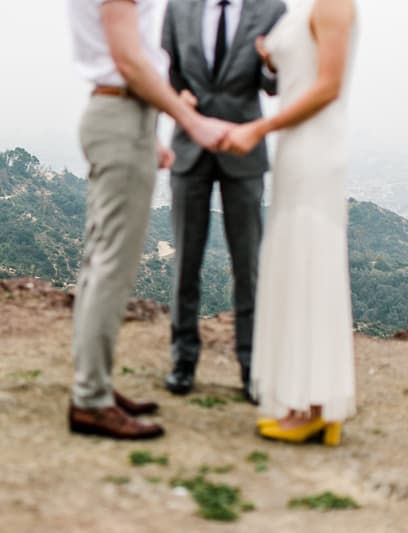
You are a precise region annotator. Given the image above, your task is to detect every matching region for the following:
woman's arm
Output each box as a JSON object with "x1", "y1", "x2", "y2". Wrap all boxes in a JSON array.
[
  {"x1": 221, "y1": 0, "x2": 355, "y2": 155},
  {"x1": 261, "y1": 0, "x2": 355, "y2": 132}
]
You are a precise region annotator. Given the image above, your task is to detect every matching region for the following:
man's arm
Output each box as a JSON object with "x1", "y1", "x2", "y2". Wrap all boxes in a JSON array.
[
  {"x1": 100, "y1": 0, "x2": 229, "y2": 149},
  {"x1": 259, "y1": 1, "x2": 287, "y2": 96},
  {"x1": 161, "y1": 1, "x2": 191, "y2": 93}
]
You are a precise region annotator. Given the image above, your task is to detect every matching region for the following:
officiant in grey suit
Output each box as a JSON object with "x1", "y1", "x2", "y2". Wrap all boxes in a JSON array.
[{"x1": 162, "y1": 0, "x2": 286, "y2": 401}]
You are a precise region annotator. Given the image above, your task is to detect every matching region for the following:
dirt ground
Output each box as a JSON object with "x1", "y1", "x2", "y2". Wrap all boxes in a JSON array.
[{"x1": 0, "y1": 288, "x2": 407, "y2": 533}]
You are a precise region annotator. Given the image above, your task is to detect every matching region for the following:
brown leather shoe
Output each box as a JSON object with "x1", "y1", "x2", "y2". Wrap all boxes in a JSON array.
[
  {"x1": 113, "y1": 390, "x2": 159, "y2": 416},
  {"x1": 69, "y1": 404, "x2": 164, "y2": 440}
]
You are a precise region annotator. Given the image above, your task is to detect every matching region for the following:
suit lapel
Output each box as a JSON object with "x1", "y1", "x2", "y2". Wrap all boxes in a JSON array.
[
  {"x1": 216, "y1": 0, "x2": 256, "y2": 85},
  {"x1": 191, "y1": 0, "x2": 212, "y2": 81}
]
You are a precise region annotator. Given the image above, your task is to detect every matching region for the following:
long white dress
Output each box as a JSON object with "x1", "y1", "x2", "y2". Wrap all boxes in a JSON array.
[{"x1": 251, "y1": 0, "x2": 356, "y2": 421}]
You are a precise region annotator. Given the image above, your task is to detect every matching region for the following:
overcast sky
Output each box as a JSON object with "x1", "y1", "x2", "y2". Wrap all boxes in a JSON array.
[{"x1": 0, "y1": 0, "x2": 406, "y2": 177}]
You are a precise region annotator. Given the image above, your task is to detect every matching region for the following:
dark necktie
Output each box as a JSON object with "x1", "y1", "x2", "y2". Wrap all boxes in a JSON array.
[{"x1": 213, "y1": 0, "x2": 231, "y2": 79}]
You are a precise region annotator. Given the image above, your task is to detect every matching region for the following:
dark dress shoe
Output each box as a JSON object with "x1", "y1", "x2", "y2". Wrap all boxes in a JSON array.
[
  {"x1": 241, "y1": 365, "x2": 259, "y2": 405},
  {"x1": 69, "y1": 404, "x2": 164, "y2": 440},
  {"x1": 165, "y1": 361, "x2": 195, "y2": 395},
  {"x1": 113, "y1": 390, "x2": 159, "y2": 416},
  {"x1": 243, "y1": 383, "x2": 259, "y2": 405}
]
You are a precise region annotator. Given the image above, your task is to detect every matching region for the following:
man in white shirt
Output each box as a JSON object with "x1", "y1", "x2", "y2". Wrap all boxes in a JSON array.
[
  {"x1": 68, "y1": 0, "x2": 231, "y2": 440},
  {"x1": 162, "y1": 0, "x2": 286, "y2": 402}
]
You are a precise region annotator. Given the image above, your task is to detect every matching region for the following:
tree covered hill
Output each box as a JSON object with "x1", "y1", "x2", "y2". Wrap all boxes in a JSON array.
[
  {"x1": 0, "y1": 148, "x2": 407, "y2": 336},
  {"x1": 0, "y1": 148, "x2": 86, "y2": 283}
]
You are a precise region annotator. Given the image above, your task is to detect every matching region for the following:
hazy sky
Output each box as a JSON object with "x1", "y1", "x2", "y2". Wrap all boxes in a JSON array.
[{"x1": 0, "y1": 0, "x2": 407, "y2": 177}]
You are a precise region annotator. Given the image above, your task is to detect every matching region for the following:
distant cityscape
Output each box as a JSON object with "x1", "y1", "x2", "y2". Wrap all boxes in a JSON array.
[{"x1": 153, "y1": 154, "x2": 408, "y2": 219}]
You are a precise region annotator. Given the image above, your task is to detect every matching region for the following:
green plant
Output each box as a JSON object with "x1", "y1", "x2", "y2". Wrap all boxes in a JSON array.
[
  {"x1": 247, "y1": 451, "x2": 269, "y2": 463},
  {"x1": 288, "y1": 492, "x2": 360, "y2": 511},
  {"x1": 121, "y1": 366, "x2": 135, "y2": 375},
  {"x1": 171, "y1": 476, "x2": 253, "y2": 522},
  {"x1": 190, "y1": 396, "x2": 227, "y2": 408},
  {"x1": 229, "y1": 393, "x2": 246, "y2": 403},
  {"x1": 129, "y1": 451, "x2": 169, "y2": 467},
  {"x1": 198, "y1": 465, "x2": 235, "y2": 475},
  {"x1": 246, "y1": 450, "x2": 269, "y2": 473},
  {"x1": 13, "y1": 369, "x2": 42, "y2": 381}
]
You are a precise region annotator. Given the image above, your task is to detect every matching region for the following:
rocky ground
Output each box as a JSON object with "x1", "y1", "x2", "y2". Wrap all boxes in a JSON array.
[{"x1": 0, "y1": 280, "x2": 407, "y2": 533}]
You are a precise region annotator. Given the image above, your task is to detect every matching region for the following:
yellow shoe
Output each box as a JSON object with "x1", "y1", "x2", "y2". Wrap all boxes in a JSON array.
[
  {"x1": 256, "y1": 418, "x2": 279, "y2": 430},
  {"x1": 258, "y1": 417, "x2": 342, "y2": 446}
]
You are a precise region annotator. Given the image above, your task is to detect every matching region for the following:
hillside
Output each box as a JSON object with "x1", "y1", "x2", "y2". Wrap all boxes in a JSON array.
[
  {"x1": 0, "y1": 283, "x2": 407, "y2": 533},
  {"x1": 0, "y1": 148, "x2": 86, "y2": 283},
  {"x1": 1, "y1": 148, "x2": 408, "y2": 335}
]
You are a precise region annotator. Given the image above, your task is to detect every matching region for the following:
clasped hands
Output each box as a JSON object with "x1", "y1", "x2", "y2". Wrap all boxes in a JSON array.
[{"x1": 180, "y1": 89, "x2": 264, "y2": 157}]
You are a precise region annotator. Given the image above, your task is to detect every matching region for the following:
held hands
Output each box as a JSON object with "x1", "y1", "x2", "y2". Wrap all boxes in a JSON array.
[
  {"x1": 180, "y1": 90, "x2": 234, "y2": 151},
  {"x1": 180, "y1": 90, "x2": 263, "y2": 154},
  {"x1": 220, "y1": 120, "x2": 265, "y2": 156},
  {"x1": 188, "y1": 117, "x2": 265, "y2": 156},
  {"x1": 189, "y1": 115, "x2": 235, "y2": 152}
]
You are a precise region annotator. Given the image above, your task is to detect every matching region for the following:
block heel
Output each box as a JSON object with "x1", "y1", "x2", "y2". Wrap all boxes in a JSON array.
[{"x1": 323, "y1": 423, "x2": 342, "y2": 446}]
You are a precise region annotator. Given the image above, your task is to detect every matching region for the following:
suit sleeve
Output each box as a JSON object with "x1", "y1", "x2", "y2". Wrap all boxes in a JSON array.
[
  {"x1": 259, "y1": 1, "x2": 287, "y2": 96},
  {"x1": 161, "y1": 1, "x2": 190, "y2": 93}
]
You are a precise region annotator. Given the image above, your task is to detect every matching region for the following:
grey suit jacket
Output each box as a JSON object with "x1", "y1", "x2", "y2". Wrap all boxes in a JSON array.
[{"x1": 162, "y1": 0, "x2": 286, "y2": 177}]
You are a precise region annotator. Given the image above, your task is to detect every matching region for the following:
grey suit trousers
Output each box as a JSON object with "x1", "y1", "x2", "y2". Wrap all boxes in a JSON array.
[
  {"x1": 72, "y1": 95, "x2": 157, "y2": 408},
  {"x1": 171, "y1": 152, "x2": 263, "y2": 371}
]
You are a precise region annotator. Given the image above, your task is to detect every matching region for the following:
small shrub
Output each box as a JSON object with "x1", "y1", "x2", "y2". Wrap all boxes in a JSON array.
[
  {"x1": 246, "y1": 451, "x2": 269, "y2": 464},
  {"x1": 247, "y1": 450, "x2": 269, "y2": 472},
  {"x1": 288, "y1": 492, "x2": 360, "y2": 511},
  {"x1": 129, "y1": 450, "x2": 169, "y2": 467},
  {"x1": 198, "y1": 465, "x2": 235, "y2": 475},
  {"x1": 13, "y1": 369, "x2": 42, "y2": 381},
  {"x1": 190, "y1": 396, "x2": 227, "y2": 408},
  {"x1": 121, "y1": 366, "x2": 135, "y2": 375},
  {"x1": 171, "y1": 476, "x2": 254, "y2": 522}
]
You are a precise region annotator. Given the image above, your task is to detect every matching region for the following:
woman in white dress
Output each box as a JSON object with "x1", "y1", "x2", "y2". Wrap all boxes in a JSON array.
[{"x1": 221, "y1": 0, "x2": 357, "y2": 445}]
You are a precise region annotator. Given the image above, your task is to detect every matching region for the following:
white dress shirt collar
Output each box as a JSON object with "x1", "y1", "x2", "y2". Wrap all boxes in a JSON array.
[{"x1": 202, "y1": 0, "x2": 244, "y2": 69}]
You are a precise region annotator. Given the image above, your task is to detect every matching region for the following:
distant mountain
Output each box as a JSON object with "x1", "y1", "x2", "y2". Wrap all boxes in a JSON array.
[
  {"x1": 0, "y1": 148, "x2": 86, "y2": 284},
  {"x1": 1, "y1": 148, "x2": 407, "y2": 336},
  {"x1": 348, "y1": 199, "x2": 408, "y2": 335}
]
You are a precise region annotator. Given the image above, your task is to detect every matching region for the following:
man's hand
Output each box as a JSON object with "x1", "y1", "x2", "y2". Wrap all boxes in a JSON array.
[
  {"x1": 157, "y1": 142, "x2": 176, "y2": 169},
  {"x1": 220, "y1": 120, "x2": 265, "y2": 156},
  {"x1": 255, "y1": 36, "x2": 276, "y2": 73},
  {"x1": 180, "y1": 89, "x2": 198, "y2": 108},
  {"x1": 187, "y1": 116, "x2": 234, "y2": 152}
]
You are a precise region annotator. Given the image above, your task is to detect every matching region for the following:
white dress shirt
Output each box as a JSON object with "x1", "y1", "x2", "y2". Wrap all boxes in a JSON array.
[
  {"x1": 68, "y1": 0, "x2": 168, "y2": 87},
  {"x1": 202, "y1": 0, "x2": 243, "y2": 69}
]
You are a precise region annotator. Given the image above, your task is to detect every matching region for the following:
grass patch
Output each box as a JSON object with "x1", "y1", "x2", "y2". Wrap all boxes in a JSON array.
[
  {"x1": 246, "y1": 451, "x2": 269, "y2": 463},
  {"x1": 371, "y1": 428, "x2": 385, "y2": 436},
  {"x1": 229, "y1": 393, "x2": 247, "y2": 403},
  {"x1": 246, "y1": 450, "x2": 269, "y2": 472},
  {"x1": 129, "y1": 450, "x2": 169, "y2": 467},
  {"x1": 190, "y1": 396, "x2": 227, "y2": 409},
  {"x1": 13, "y1": 369, "x2": 42, "y2": 381},
  {"x1": 121, "y1": 366, "x2": 135, "y2": 375},
  {"x1": 288, "y1": 492, "x2": 360, "y2": 511},
  {"x1": 171, "y1": 476, "x2": 254, "y2": 522},
  {"x1": 103, "y1": 475, "x2": 130, "y2": 485},
  {"x1": 198, "y1": 465, "x2": 235, "y2": 476},
  {"x1": 241, "y1": 502, "x2": 256, "y2": 512}
]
